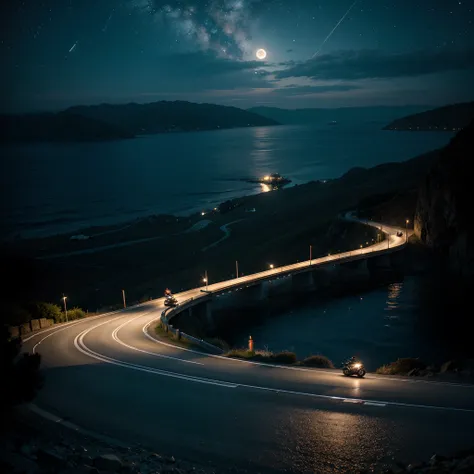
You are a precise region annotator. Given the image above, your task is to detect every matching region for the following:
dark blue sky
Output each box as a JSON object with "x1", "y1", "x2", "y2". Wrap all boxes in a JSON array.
[{"x1": 2, "y1": 0, "x2": 473, "y2": 112}]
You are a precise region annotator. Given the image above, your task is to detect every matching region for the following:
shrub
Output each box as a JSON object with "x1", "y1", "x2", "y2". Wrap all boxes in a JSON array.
[
  {"x1": 66, "y1": 307, "x2": 86, "y2": 321},
  {"x1": 29, "y1": 302, "x2": 62, "y2": 323},
  {"x1": 271, "y1": 351, "x2": 297, "y2": 364},
  {"x1": 301, "y1": 355, "x2": 335, "y2": 368},
  {"x1": 376, "y1": 357, "x2": 426, "y2": 375}
]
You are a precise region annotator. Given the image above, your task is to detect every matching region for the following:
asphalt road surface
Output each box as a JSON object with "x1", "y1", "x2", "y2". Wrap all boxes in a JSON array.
[
  {"x1": 24, "y1": 303, "x2": 474, "y2": 473},
  {"x1": 22, "y1": 219, "x2": 474, "y2": 473}
]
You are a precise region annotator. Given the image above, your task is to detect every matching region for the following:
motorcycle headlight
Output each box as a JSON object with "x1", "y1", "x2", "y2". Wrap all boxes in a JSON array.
[{"x1": 353, "y1": 363, "x2": 361, "y2": 369}]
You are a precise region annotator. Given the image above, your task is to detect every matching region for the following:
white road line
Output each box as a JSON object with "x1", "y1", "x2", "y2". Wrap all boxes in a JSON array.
[
  {"x1": 364, "y1": 402, "x2": 387, "y2": 407},
  {"x1": 74, "y1": 325, "x2": 237, "y2": 388},
  {"x1": 141, "y1": 318, "x2": 474, "y2": 388},
  {"x1": 73, "y1": 317, "x2": 474, "y2": 413},
  {"x1": 111, "y1": 314, "x2": 203, "y2": 365}
]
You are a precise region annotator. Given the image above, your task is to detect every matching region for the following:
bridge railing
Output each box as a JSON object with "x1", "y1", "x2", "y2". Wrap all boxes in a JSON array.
[{"x1": 159, "y1": 299, "x2": 223, "y2": 354}]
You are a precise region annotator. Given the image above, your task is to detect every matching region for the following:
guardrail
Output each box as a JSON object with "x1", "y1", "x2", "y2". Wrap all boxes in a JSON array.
[{"x1": 159, "y1": 300, "x2": 224, "y2": 354}]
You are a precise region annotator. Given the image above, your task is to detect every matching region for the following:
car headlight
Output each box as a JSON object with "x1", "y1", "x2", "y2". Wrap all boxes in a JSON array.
[{"x1": 353, "y1": 363, "x2": 361, "y2": 369}]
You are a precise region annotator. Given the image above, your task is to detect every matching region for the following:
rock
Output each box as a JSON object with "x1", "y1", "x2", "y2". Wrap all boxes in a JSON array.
[
  {"x1": 93, "y1": 453, "x2": 123, "y2": 471},
  {"x1": 440, "y1": 361, "x2": 457, "y2": 373},
  {"x1": 37, "y1": 447, "x2": 68, "y2": 469},
  {"x1": 453, "y1": 455, "x2": 474, "y2": 473}
]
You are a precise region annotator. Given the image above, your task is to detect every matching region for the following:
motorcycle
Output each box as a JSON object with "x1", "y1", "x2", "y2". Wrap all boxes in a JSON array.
[
  {"x1": 342, "y1": 360, "x2": 366, "y2": 378},
  {"x1": 164, "y1": 295, "x2": 178, "y2": 307}
]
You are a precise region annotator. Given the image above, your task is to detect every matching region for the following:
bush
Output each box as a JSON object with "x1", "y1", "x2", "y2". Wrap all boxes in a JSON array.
[
  {"x1": 301, "y1": 355, "x2": 335, "y2": 368},
  {"x1": 29, "y1": 302, "x2": 62, "y2": 323},
  {"x1": 225, "y1": 348, "x2": 297, "y2": 364},
  {"x1": 66, "y1": 307, "x2": 86, "y2": 321},
  {"x1": 0, "y1": 325, "x2": 42, "y2": 410},
  {"x1": 376, "y1": 357, "x2": 426, "y2": 375},
  {"x1": 271, "y1": 351, "x2": 297, "y2": 364}
]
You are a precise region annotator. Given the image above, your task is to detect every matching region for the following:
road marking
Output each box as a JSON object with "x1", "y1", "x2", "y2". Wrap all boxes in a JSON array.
[
  {"x1": 111, "y1": 314, "x2": 203, "y2": 365},
  {"x1": 141, "y1": 318, "x2": 474, "y2": 388},
  {"x1": 74, "y1": 328, "x2": 237, "y2": 388},
  {"x1": 72, "y1": 318, "x2": 474, "y2": 413}
]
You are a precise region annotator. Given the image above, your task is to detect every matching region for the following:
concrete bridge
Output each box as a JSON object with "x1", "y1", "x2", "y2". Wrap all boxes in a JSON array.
[{"x1": 161, "y1": 216, "x2": 412, "y2": 350}]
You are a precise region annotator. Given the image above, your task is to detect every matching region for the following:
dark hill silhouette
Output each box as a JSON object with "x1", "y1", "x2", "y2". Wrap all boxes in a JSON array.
[
  {"x1": 2, "y1": 101, "x2": 279, "y2": 143},
  {"x1": 247, "y1": 105, "x2": 429, "y2": 125},
  {"x1": 383, "y1": 101, "x2": 474, "y2": 131},
  {"x1": 65, "y1": 100, "x2": 279, "y2": 135},
  {"x1": 0, "y1": 112, "x2": 134, "y2": 143}
]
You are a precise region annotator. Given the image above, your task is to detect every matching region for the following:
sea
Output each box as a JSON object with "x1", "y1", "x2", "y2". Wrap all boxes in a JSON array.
[{"x1": 0, "y1": 122, "x2": 453, "y2": 240}]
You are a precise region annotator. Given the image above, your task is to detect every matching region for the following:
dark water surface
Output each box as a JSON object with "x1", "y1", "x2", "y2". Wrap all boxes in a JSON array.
[
  {"x1": 229, "y1": 276, "x2": 469, "y2": 371},
  {"x1": 1, "y1": 124, "x2": 452, "y2": 238}
]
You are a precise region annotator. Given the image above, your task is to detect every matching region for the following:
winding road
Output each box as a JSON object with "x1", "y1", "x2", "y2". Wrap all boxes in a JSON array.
[{"x1": 22, "y1": 219, "x2": 474, "y2": 473}]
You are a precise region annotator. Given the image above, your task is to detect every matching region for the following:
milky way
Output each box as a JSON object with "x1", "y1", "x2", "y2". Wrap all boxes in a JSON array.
[{"x1": 129, "y1": 0, "x2": 268, "y2": 58}]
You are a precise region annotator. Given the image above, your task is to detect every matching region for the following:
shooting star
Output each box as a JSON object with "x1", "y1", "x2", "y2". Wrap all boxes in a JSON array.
[
  {"x1": 102, "y1": 10, "x2": 114, "y2": 32},
  {"x1": 312, "y1": 0, "x2": 358, "y2": 58},
  {"x1": 68, "y1": 41, "x2": 78, "y2": 53}
]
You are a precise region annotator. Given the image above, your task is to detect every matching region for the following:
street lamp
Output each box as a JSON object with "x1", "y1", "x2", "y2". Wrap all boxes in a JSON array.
[
  {"x1": 235, "y1": 260, "x2": 239, "y2": 279},
  {"x1": 309, "y1": 245, "x2": 312, "y2": 266},
  {"x1": 269, "y1": 264, "x2": 274, "y2": 269},
  {"x1": 405, "y1": 219, "x2": 409, "y2": 243},
  {"x1": 203, "y1": 270, "x2": 208, "y2": 291},
  {"x1": 62, "y1": 295, "x2": 68, "y2": 322}
]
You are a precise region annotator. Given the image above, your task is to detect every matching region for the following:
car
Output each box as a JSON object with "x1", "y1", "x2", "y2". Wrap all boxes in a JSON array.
[{"x1": 164, "y1": 295, "x2": 178, "y2": 307}]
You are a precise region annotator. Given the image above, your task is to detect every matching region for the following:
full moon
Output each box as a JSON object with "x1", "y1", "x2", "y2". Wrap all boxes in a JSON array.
[{"x1": 256, "y1": 48, "x2": 267, "y2": 60}]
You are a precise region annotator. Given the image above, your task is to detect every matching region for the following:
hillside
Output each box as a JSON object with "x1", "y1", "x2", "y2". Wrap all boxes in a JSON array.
[
  {"x1": 247, "y1": 105, "x2": 428, "y2": 125},
  {"x1": 65, "y1": 101, "x2": 279, "y2": 135},
  {"x1": 0, "y1": 112, "x2": 134, "y2": 143},
  {"x1": 383, "y1": 101, "x2": 474, "y2": 131},
  {"x1": 415, "y1": 119, "x2": 474, "y2": 276}
]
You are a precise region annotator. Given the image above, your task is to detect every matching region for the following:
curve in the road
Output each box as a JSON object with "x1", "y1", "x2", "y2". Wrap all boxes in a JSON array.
[{"x1": 22, "y1": 217, "x2": 474, "y2": 473}]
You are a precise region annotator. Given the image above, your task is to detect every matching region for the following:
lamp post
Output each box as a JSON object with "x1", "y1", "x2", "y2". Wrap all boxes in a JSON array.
[
  {"x1": 62, "y1": 295, "x2": 68, "y2": 322},
  {"x1": 122, "y1": 289, "x2": 126, "y2": 308},
  {"x1": 203, "y1": 271, "x2": 208, "y2": 291},
  {"x1": 309, "y1": 245, "x2": 312, "y2": 266},
  {"x1": 235, "y1": 260, "x2": 239, "y2": 279},
  {"x1": 405, "y1": 219, "x2": 409, "y2": 243}
]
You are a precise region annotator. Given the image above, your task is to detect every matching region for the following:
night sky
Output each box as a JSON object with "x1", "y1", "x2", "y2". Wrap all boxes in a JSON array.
[{"x1": 1, "y1": 0, "x2": 473, "y2": 113}]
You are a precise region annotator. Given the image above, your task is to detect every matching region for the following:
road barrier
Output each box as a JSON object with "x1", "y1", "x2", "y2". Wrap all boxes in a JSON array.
[{"x1": 159, "y1": 302, "x2": 224, "y2": 354}]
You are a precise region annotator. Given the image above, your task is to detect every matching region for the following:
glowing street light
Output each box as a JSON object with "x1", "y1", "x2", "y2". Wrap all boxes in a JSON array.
[
  {"x1": 203, "y1": 270, "x2": 208, "y2": 291},
  {"x1": 62, "y1": 295, "x2": 68, "y2": 322},
  {"x1": 405, "y1": 219, "x2": 410, "y2": 243},
  {"x1": 269, "y1": 264, "x2": 274, "y2": 269}
]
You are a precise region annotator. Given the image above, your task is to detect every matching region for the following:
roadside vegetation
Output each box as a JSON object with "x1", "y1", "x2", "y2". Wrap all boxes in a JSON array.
[
  {"x1": 376, "y1": 357, "x2": 474, "y2": 379},
  {"x1": 223, "y1": 348, "x2": 335, "y2": 367}
]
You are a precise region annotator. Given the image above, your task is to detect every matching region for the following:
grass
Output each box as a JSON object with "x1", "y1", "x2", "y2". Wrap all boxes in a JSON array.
[
  {"x1": 376, "y1": 357, "x2": 427, "y2": 375},
  {"x1": 154, "y1": 322, "x2": 194, "y2": 349},
  {"x1": 300, "y1": 355, "x2": 335, "y2": 368},
  {"x1": 224, "y1": 348, "x2": 335, "y2": 367}
]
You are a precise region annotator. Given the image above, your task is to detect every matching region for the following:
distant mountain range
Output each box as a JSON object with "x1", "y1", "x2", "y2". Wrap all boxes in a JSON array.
[
  {"x1": 383, "y1": 101, "x2": 474, "y2": 131},
  {"x1": 246, "y1": 105, "x2": 430, "y2": 125},
  {"x1": 1, "y1": 101, "x2": 279, "y2": 143}
]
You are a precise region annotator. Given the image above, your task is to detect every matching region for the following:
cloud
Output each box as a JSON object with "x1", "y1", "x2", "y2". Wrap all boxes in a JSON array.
[
  {"x1": 275, "y1": 49, "x2": 474, "y2": 80},
  {"x1": 128, "y1": 0, "x2": 272, "y2": 58},
  {"x1": 270, "y1": 84, "x2": 360, "y2": 96},
  {"x1": 150, "y1": 51, "x2": 273, "y2": 90}
]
